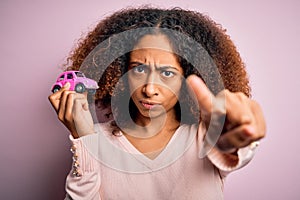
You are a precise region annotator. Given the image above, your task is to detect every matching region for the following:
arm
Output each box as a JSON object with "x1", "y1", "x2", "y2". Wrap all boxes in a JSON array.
[
  {"x1": 65, "y1": 135, "x2": 101, "y2": 200},
  {"x1": 48, "y1": 82, "x2": 101, "y2": 199}
]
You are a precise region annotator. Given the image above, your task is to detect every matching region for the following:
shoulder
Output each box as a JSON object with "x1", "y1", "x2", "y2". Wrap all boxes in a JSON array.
[
  {"x1": 178, "y1": 123, "x2": 198, "y2": 133},
  {"x1": 176, "y1": 123, "x2": 199, "y2": 141},
  {"x1": 94, "y1": 121, "x2": 117, "y2": 136}
]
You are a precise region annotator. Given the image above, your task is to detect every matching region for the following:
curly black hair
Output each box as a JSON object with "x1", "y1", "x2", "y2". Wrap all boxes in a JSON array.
[{"x1": 65, "y1": 6, "x2": 250, "y2": 127}]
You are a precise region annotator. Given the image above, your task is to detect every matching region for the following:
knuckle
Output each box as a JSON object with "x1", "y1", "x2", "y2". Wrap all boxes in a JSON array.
[
  {"x1": 224, "y1": 89, "x2": 232, "y2": 96},
  {"x1": 74, "y1": 98, "x2": 80, "y2": 104},
  {"x1": 62, "y1": 90, "x2": 74, "y2": 96},
  {"x1": 57, "y1": 114, "x2": 64, "y2": 122},
  {"x1": 223, "y1": 89, "x2": 235, "y2": 101},
  {"x1": 236, "y1": 92, "x2": 247, "y2": 101},
  {"x1": 217, "y1": 89, "x2": 227, "y2": 96},
  {"x1": 244, "y1": 125, "x2": 265, "y2": 142},
  {"x1": 65, "y1": 114, "x2": 72, "y2": 122},
  {"x1": 48, "y1": 94, "x2": 55, "y2": 101},
  {"x1": 217, "y1": 89, "x2": 229, "y2": 99},
  {"x1": 58, "y1": 113, "x2": 73, "y2": 124},
  {"x1": 61, "y1": 90, "x2": 69, "y2": 96},
  {"x1": 67, "y1": 93, "x2": 74, "y2": 101},
  {"x1": 241, "y1": 124, "x2": 255, "y2": 137},
  {"x1": 240, "y1": 114, "x2": 252, "y2": 124},
  {"x1": 224, "y1": 89, "x2": 231, "y2": 94}
]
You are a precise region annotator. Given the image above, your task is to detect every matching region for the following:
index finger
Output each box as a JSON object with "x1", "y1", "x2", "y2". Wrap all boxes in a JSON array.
[{"x1": 186, "y1": 75, "x2": 214, "y2": 115}]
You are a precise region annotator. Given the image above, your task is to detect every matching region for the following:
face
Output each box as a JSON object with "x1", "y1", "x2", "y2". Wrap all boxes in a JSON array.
[{"x1": 128, "y1": 34, "x2": 184, "y2": 123}]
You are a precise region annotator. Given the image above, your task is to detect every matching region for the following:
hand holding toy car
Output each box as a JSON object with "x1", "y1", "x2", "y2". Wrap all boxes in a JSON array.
[{"x1": 49, "y1": 71, "x2": 98, "y2": 138}]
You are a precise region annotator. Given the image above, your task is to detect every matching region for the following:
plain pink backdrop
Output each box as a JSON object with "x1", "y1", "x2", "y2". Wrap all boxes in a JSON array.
[{"x1": 1, "y1": 0, "x2": 299, "y2": 199}]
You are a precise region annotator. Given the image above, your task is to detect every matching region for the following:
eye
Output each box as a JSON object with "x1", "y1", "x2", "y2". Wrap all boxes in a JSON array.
[
  {"x1": 161, "y1": 70, "x2": 175, "y2": 77},
  {"x1": 133, "y1": 65, "x2": 146, "y2": 73}
]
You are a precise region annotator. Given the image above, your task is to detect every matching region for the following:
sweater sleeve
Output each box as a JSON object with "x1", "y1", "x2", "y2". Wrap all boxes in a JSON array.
[
  {"x1": 65, "y1": 134, "x2": 102, "y2": 200},
  {"x1": 207, "y1": 141, "x2": 259, "y2": 177},
  {"x1": 197, "y1": 121, "x2": 259, "y2": 177}
]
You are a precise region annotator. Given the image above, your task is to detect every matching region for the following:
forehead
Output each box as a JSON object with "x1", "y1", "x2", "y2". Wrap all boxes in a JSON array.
[
  {"x1": 133, "y1": 34, "x2": 174, "y2": 51},
  {"x1": 130, "y1": 34, "x2": 181, "y2": 68},
  {"x1": 130, "y1": 49, "x2": 178, "y2": 63}
]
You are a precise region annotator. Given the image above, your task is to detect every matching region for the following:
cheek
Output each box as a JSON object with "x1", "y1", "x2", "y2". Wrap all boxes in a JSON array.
[
  {"x1": 129, "y1": 83, "x2": 143, "y2": 102},
  {"x1": 167, "y1": 81, "x2": 182, "y2": 97},
  {"x1": 163, "y1": 84, "x2": 182, "y2": 103},
  {"x1": 127, "y1": 78, "x2": 136, "y2": 96},
  {"x1": 128, "y1": 83, "x2": 142, "y2": 100},
  {"x1": 128, "y1": 75, "x2": 143, "y2": 94}
]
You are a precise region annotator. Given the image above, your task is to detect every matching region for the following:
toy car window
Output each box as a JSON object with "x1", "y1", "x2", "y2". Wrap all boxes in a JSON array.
[
  {"x1": 58, "y1": 74, "x2": 64, "y2": 81},
  {"x1": 67, "y1": 73, "x2": 73, "y2": 79},
  {"x1": 75, "y1": 72, "x2": 85, "y2": 77}
]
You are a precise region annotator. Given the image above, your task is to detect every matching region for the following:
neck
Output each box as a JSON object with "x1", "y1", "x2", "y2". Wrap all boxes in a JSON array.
[{"x1": 125, "y1": 108, "x2": 180, "y2": 138}]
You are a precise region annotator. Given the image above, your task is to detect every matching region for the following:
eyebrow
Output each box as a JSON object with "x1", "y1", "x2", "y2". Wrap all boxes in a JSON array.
[{"x1": 129, "y1": 61, "x2": 180, "y2": 71}]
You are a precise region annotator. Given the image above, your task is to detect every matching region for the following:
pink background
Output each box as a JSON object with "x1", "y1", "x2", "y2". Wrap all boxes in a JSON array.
[{"x1": 1, "y1": 0, "x2": 299, "y2": 199}]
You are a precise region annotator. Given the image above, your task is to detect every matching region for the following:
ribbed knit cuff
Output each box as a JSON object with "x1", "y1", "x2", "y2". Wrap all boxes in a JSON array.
[
  {"x1": 207, "y1": 142, "x2": 259, "y2": 173},
  {"x1": 69, "y1": 134, "x2": 99, "y2": 176}
]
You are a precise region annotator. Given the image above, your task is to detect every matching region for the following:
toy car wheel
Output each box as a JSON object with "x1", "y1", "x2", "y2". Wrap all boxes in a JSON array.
[
  {"x1": 52, "y1": 85, "x2": 61, "y2": 93},
  {"x1": 75, "y1": 83, "x2": 85, "y2": 93},
  {"x1": 88, "y1": 89, "x2": 96, "y2": 95}
]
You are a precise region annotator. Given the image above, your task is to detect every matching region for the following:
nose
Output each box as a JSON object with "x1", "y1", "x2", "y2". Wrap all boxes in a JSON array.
[
  {"x1": 143, "y1": 82, "x2": 158, "y2": 97},
  {"x1": 143, "y1": 73, "x2": 159, "y2": 97}
]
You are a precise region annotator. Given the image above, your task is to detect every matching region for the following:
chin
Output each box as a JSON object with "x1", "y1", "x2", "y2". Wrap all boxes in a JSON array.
[{"x1": 140, "y1": 109, "x2": 166, "y2": 119}]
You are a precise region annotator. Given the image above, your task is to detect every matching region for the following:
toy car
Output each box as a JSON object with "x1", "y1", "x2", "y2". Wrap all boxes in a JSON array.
[{"x1": 51, "y1": 70, "x2": 99, "y2": 94}]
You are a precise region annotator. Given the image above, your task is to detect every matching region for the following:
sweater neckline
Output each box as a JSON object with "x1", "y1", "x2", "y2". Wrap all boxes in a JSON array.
[
  {"x1": 116, "y1": 124, "x2": 197, "y2": 170},
  {"x1": 86, "y1": 122, "x2": 197, "y2": 173}
]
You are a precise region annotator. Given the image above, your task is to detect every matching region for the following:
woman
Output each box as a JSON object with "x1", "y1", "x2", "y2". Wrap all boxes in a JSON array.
[{"x1": 49, "y1": 7, "x2": 266, "y2": 200}]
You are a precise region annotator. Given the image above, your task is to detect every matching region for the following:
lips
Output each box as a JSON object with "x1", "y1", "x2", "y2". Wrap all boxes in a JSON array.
[{"x1": 140, "y1": 100, "x2": 161, "y2": 109}]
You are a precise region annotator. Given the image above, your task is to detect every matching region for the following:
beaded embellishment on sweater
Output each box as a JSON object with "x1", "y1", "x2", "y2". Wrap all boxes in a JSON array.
[{"x1": 70, "y1": 144, "x2": 82, "y2": 177}]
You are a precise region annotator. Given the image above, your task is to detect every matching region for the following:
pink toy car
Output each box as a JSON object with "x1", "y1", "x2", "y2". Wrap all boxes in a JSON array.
[{"x1": 51, "y1": 70, "x2": 99, "y2": 94}]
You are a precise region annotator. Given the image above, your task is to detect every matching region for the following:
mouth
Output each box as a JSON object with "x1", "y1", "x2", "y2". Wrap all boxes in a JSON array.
[{"x1": 140, "y1": 100, "x2": 161, "y2": 110}]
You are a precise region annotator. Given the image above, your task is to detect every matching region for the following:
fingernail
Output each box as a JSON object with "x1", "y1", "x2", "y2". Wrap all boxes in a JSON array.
[{"x1": 64, "y1": 82, "x2": 70, "y2": 88}]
